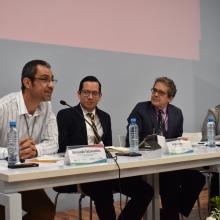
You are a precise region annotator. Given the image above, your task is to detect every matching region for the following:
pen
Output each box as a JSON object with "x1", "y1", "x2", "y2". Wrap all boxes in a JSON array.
[{"x1": 30, "y1": 159, "x2": 58, "y2": 163}]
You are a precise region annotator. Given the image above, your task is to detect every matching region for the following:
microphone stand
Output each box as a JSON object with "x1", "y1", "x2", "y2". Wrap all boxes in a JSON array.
[{"x1": 138, "y1": 134, "x2": 161, "y2": 150}]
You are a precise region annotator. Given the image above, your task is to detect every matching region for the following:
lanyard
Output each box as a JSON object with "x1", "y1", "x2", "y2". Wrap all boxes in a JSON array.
[{"x1": 24, "y1": 115, "x2": 36, "y2": 137}]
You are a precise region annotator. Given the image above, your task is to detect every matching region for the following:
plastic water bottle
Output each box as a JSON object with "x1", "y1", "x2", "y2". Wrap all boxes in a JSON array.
[
  {"x1": 129, "y1": 118, "x2": 139, "y2": 152},
  {"x1": 7, "y1": 120, "x2": 19, "y2": 165},
  {"x1": 207, "y1": 116, "x2": 216, "y2": 147}
]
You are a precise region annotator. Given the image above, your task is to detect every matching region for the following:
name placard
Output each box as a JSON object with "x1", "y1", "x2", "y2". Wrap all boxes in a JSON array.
[
  {"x1": 64, "y1": 145, "x2": 107, "y2": 165},
  {"x1": 166, "y1": 140, "x2": 193, "y2": 154}
]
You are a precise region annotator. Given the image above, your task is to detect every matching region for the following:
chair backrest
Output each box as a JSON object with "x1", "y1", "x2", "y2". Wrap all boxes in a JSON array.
[
  {"x1": 182, "y1": 132, "x2": 202, "y2": 143},
  {"x1": 118, "y1": 135, "x2": 126, "y2": 147}
]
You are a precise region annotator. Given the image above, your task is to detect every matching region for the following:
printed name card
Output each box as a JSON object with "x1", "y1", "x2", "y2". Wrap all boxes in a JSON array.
[
  {"x1": 64, "y1": 145, "x2": 107, "y2": 165},
  {"x1": 166, "y1": 140, "x2": 193, "y2": 155}
]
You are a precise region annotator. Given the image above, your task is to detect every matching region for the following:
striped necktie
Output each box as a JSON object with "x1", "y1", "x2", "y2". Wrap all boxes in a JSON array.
[
  {"x1": 157, "y1": 110, "x2": 165, "y2": 136},
  {"x1": 87, "y1": 113, "x2": 100, "y2": 144}
]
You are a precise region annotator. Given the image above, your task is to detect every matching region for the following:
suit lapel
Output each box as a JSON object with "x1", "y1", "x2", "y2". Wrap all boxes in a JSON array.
[
  {"x1": 166, "y1": 105, "x2": 174, "y2": 138},
  {"x1": 148, "y1": 103, "x2": 157, "y2": 134},
  {"x1": 75, "y1": 104, "x2": 88, "y2": 143}
]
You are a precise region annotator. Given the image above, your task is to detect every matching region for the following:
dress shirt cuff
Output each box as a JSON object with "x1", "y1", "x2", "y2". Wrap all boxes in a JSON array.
[
  {"x1": 35, "y1": 144, "x2": 43, "y2": 157},
  {"x1": 35, "y1": 142, "x2": 58, "y2": 157},
  {"x1": 0, "y1": 148, "x2": 8, "y2": 159}
]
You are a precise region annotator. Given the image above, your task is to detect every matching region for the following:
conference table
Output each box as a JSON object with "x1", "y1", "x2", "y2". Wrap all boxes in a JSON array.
[{"x1": 0, "y1": 145, "x2": 220, "y2": 220}]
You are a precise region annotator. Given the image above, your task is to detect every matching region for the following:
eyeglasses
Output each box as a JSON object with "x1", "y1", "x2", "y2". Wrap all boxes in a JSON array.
[
  {"x1": 151, "y1": 88, "x2": 167, "y2": 96},
  {"x1": 33, "y1": 77, "x2": 58, "y2": 85},
  {"x1": 80, "y1": 90, "x2": 101, "y2": 97}
]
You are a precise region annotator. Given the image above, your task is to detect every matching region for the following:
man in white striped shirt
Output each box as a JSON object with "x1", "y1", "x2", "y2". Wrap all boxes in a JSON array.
[{"x1": 0, "y1": 60, "x2": 58, "y2": 220}]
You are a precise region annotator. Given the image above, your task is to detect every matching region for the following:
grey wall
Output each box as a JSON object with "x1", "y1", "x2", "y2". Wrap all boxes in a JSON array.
[{"x1": 0, "y1": 0, "x2": 219, "y2": 147}]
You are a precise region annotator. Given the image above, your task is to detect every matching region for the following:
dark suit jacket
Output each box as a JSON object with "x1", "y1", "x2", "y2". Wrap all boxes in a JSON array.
[
  {"x1": 57, "y1": 104, "x2": 112, "y2": 153},
  {"x1": 126, "y1": 101, "x2": 183, "y2": 145}
]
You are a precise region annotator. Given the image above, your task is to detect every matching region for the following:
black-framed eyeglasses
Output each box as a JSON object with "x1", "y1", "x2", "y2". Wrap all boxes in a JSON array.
[
  {"x1": 151, "y1": 88, "x2": 167, "y2": 96},
  {"x1": 33, "y1": 77, "x2": 58, "y2": 85},
  {"x1": 80, "y1": 90, "x2": 101, "y2": 97}
]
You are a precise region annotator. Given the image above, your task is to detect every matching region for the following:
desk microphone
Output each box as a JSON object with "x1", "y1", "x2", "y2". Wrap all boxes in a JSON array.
[
  {"x1": 59, "y1": 100, "x2": 113, "y2": 158},
  {"x1": 60, "y1": 100, "x2": 96, "y2": 133},
  {"x1": 138, "y1": 134, "x2": 161, "y2": 150},
  {"x1": 60, "y1": 100, "x2": 72, "y2": 108}
]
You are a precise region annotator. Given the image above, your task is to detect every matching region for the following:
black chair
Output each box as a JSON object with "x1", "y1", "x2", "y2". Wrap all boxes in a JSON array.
[
  {"x1": 199, "y1": 168, "x2": 215, "y2": 214},
  {"x1": 53, "y1": 185, "x2": 93, "y2": 220}
]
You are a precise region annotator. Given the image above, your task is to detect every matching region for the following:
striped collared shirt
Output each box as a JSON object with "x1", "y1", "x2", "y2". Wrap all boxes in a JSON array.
[
  {"x1": 0, "y1": 91, "x2": 58, "y2": 159},
  {"x1": 161, "y1": 108, "x2": 168, "y2": 131}
]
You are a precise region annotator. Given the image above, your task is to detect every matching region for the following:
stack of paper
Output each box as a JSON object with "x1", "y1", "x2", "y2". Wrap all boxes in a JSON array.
[
  {"x1": 105, "y1": 146, "x2": 129, "y2": 153},
  {"x1": 166, "y1": 140, "x2": 193, "y2": 154}
]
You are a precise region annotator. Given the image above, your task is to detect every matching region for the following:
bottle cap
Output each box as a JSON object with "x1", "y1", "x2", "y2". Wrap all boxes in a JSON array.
[
  {"x1": 130, "y1": 118, "x2": 136, "y2": 123},
  {"x1": 9, "y1": 120, "x2": 16, "y2": 127},
  {"x1": 208, "y1": 116, "x2": 214, "y2": 122}
]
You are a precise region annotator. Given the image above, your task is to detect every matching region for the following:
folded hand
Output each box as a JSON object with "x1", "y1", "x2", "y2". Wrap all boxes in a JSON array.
[{"x1": 19, "y1": 138, "x2": 37, "y2": 160}]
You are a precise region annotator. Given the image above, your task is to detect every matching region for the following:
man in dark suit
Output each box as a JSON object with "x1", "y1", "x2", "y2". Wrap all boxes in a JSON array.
[
  {"x1": 126, "y1": 76, "x2": 205, "y2": 220},
  {"x1": 57, "y1": 76, "x2": 154, "y2": 220}
]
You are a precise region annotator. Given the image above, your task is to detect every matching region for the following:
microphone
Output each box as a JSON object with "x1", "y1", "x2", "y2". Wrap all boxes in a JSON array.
[
  {"x1": 59, "y1": 100, "x2": 113, "y2": 158},
  {"x1": 60, "y1": 100, "x2": 99, "y2": 137},
  {"x1": 60, "y1": 100, "x2": 71, "y2": 107},
  {"x1": 60, "y1": 100, "x2": 97, "y2": 135},
  {"x1": 138, "y1": 134, "x2": 161, "y2": 150}
]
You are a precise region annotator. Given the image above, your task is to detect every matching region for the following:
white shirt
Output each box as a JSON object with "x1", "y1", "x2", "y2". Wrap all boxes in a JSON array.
[
  {"x1": 80, "y1": 105, "x2": 103, "y2": 145},
  {"x1": 0, "y1": 91, "x2": 58, "y2": 159}
]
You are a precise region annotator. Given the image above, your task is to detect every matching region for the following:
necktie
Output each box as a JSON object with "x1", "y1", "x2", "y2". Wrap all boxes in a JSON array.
[
  {"x1": 87, "y1": 113, "x2": 101, "y2": 144},
  {"x1": 157, "y1": 110, "x2": 165, "y2": 135}
]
